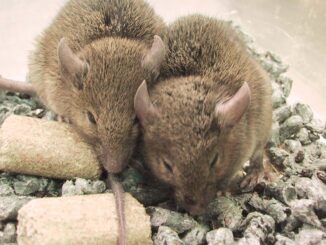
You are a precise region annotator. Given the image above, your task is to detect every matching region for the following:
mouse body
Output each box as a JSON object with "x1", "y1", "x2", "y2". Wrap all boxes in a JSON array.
[
  {"x1": 26, "y1": 0, "x2": 166, "y2": 173},
  {"x1": 134, "y1": 15, "x2": 272, "y2": 215}
]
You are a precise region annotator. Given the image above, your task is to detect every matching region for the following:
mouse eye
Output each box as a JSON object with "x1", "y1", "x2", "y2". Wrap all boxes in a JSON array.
[
  {"x1": 163, "y1": 160, "x2": 173, "y2": 173},
  {"x1": 210, "y1": 153, "x2": 219, "y2": 169},
  {"x1": 87, "y1": 111, "x2": 96, "y2": 125}
]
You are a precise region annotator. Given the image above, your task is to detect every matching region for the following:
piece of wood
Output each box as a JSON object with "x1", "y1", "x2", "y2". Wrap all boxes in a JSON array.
[
  {"x1": 17, "y1": 193, "x2": 152, "y2": 245},
  {"x1": 0, "y1": 115, "x2": 102, "y2": 180}
]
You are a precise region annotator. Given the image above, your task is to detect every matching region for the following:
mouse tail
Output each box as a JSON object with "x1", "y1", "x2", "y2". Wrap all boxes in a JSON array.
[
  {"x1": 107, "y1": 173, "x2": 127, "y2": 245},
  {"x1": 0, "y1": 76, "x2": 37, "y2": 97}
]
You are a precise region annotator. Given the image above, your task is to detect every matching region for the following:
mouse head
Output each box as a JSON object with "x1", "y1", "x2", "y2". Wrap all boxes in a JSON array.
[
  {"x1": 134, "y1": 77, "x2": 250, "y2": 215},
  {"x1": 57, "y1": 36, "x2": 165, "y2": 173}
]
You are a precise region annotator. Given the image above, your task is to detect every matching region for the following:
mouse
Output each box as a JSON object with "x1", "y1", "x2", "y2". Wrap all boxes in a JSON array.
[
  {"x1": 0, "y1": 0, "x2": 167, "y2": 244},
  {"x1": 134, "y1": 15, "x2": 272, "y2": 215}
]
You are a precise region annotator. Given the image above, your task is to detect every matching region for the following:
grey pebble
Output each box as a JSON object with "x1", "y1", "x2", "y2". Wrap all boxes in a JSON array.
[
  {"x1": 291, "y1": 199, "x2": 321, "y2": 228},
  {"x1": 275, "y1": 234, "x2": 295, "y2": 245},
  {"x1": 206, "y1": 228, "x2": 234, "y2": 245},
  {"x1": 208, "y1": 196, "x2": 243, "y2": 232},
  {"x1": 284, "y1": 140, "x2": 302, "y2": 153},
  {"x1": 182, "y1": 225, "x2": 208, "y2": 245},
  {"x1": 296, "y1": 128, "x2": 311, "y2": 145},
  {"x1": 272, "y1": 87, "x2": 286, "y2": 109},
  {"x1": 2, "y1": 223, "x2": 16, "y2": 243},
  {"x1": 279, "y1": 115, "x2": 304, "y2": 143},
  {"x1": 268, "y1": 147, "x2": 289, "y2": 168},
  {"x1": 0, "y1": 196, "x2": 34, "y2": 221},
  {"x1": 295, "y1": 228, "x2": 325, "y2": 245},
  {"x1": 277, "y1": 75, "x2": 293, "y2": 98},
  {"x1": 154, "y1": 226, "x2": 184, "y2": 245},
  {"x1": 268, "y1": 122, "x2": 281, "y2": 147},
  {"x1": 147, "y1": 207, "x2": 197, "y2": 234},
  {"x1": 13, "y1": 176, "x2": 40, "y2": 196},
  {"x1": 0, "y1": 184, "x2": 15, "y2": 196},
  {"x1": 237, "y1": 212, "x2": 275, "y2": 245},
  {"x1": 273, "y1": 105, "x2": 292, "y2": 123},
  {"x1": 293, "y1": 103, "x2": 313, "y2": 124},
  {"x1": 61, "y1": 178, "x2": 106, "y2": 196}
]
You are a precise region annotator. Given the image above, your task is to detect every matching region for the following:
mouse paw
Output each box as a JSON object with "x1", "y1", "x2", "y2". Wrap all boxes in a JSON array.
[{"x1": 240, "y1": 167, "x2": 265, "y2": 191}]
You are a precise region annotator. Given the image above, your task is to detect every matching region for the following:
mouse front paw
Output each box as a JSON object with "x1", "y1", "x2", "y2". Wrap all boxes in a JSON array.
[{"x1": 240, "y1": 167, "x2": 266, "y2": 191}]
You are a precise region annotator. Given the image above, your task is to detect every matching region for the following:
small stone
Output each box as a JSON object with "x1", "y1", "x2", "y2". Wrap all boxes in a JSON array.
[
  {"x1": 295, "y1": 228, "x2": 325, "y2": 245},
  {"x1": 3, "y1": 223, "x2": 16, "y2": 243},
  {"x1": 238, "y1": 212, "x2": 275, "y2": 244},
  {"x1": 206, "y1": 228, "x2": 234, "y2": 245},
  {"x1": 293, "y1": 103, "x2": 313, "y2": 124},
  {"x1": 295, "y1": 176, "x2": 326, "y2": 203},
  {"x1": 208, "y1": 196, "x2": 243, "y2": 232},
  {"x1": 272, "y1": 88, "x2": 285, "y2": 109},
  {"x1": 248, "y1": 195, "x2": 289, "y2": 224},
  {"x1": 147, "y1": 207, "x2": 197, "y2": 234},
  {"x1": 154, "y1": 226, "x2": 184, "y2": 245},
  {"x1": 268, "y1": 147, "x2": 289, "y2": 168},
  {"x1": 0, "y1": 196, "x2": 34, "y2": 221},
  {"x1": 0, "y1": 184, "x2": 14, "y2": 196},
  {"x1": 268, "y1": 123, "x2": 281, "y2": 147},
  {"x1": 46, "y1": 179, "x2": 62, "y2": 196},
  {"x1": 294, "y1": 150, "x2": 305, "y2": 163},
  {"x1": 284, "y1": 140, "x2": 301, "y2": 153},
  {"x1": 275, "y1": 234, "x2": 295, "y2": 245},
  {"x1": 13, "y1": 176, "x2": 40, "y2": 195},
  {"x1": 273, "y1": 105, "x2": 292, "y2": 123},
  {"x1": 317, "y1": 170, "x2": 326, "y2": 184},
  {"x1": 277, "y1": 75, "x2": 293, "y2": 98},
  {"x1": 279, "y1": 115, "x2": 304, "y2": 142},
  {"x1": 291, "y1": 199, "x2": 321, "y2": 227},
  {"x1": 91, "y1": 180, "x2": 106, "y2": 193},
  {"x1": 61, "y1": 180, "x2": 83, "y2": 196},
  {"x1": 182, "y1": 225, "x2": 208, "y2": 245},
  {"x1": 36, "y1": 178, "x2": 49, "y2": 193},
  {"x1": 13, "y1": 104, "x2": 31, "y2": 115},
  {"x1": 61, "y1": 178, "x2": 106, "y2": 196},
  {"x1": 265, "y1": 180, "x2": 297, "y2": 205},
  {"x1": 296, "y1": 128, "x2": 311, "y2": 145}
]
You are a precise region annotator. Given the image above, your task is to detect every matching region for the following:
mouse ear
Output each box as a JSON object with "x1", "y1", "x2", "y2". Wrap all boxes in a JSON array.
[
  {"x1": 57, "y1": 38, "x2": 89, "y2": 90},
  {"x1": 214, "y1": 82, "x2": 251, "y2": 129},
  {"x1": 141, "y1": 35, "x2": 166, "y2": 80},
  {"x1": 134, "y1": 80, "x2": 159, "y2": 126}
]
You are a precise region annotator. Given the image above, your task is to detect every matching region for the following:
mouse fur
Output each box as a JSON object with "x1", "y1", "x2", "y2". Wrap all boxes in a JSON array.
[
  {"x1": 134, "y1": 15, "x2": 272, "y2": 215},
  {"x1": 27, "y1": 0, "x2": 166, "y2": 173}
]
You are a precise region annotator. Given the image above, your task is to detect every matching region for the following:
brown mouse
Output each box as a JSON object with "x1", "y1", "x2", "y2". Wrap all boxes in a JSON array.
[
  {"x1": 0, "y1": 0, "x2": 167, "y2": 244},
  {"x1": 134, "y1": 15, "x2": 272, "y2": 215},
  {"x1": 0, "y1": 0, "x2": 167, "y2": 173}
]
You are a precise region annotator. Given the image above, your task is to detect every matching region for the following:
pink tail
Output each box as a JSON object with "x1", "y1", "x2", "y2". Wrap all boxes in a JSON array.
[
  {"x1": 108, "y1": 174, "x2": 127, "y2": 245},
  {"x1": 0, "y1": 76, "x2": 36, "y2": 96}
]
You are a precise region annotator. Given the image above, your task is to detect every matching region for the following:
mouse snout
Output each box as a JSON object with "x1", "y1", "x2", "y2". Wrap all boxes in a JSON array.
[
  {"x1": 102, "y1": 154, "x2": 127, "y2": 174},
  {"x1": 176, "y1": 193, "x2": 208, "y2": 216}
]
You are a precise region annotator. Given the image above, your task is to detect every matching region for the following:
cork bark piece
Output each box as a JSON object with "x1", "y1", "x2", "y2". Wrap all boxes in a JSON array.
[
  {"x1": 0, "y1": 115, "x2": 102, "y2": 179},
  {"x1": 17, "y1": 193, "x2": 152, "y2": 245}
]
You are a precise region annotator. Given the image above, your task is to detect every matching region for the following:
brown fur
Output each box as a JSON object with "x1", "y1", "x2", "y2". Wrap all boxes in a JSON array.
[
  {"x1": 136, "y1": 15, "x2": 272, "y2": 215},
  {"x1": 28, "y1": 0, "x2": 166, "y2": 172}
]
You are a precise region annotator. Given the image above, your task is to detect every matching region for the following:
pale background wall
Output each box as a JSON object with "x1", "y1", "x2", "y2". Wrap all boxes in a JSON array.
[{"x1": 0, "y1": 0, "x2": 325, "y2": 119}]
